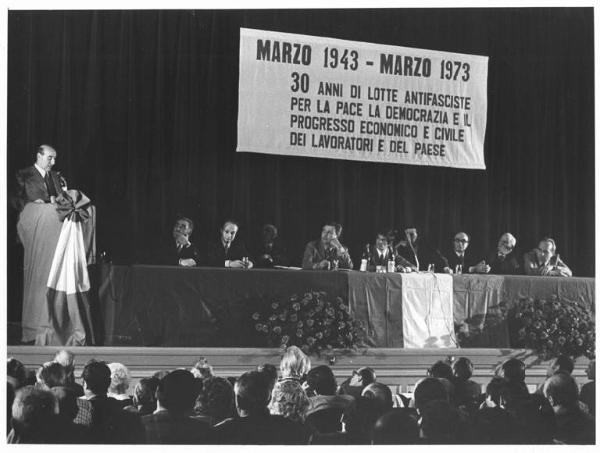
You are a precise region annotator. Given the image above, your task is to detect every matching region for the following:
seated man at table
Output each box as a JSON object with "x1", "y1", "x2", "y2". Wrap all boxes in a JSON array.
[
  {"x1": 369, "y1": 231, "x2": 413, "y2": 272},
  {"x1": 472, "y1": 232, "x2": 521, "y2": 275},
  {"x1": 523, "y1": 238, "x2": 572, "y2": 277},
  {"x1": 302, "y1": 222, "x2": 353, "y2": 270},
  {"x1": 395, "y1": 226, "x2": 445, "y2": 272},
  {"x1": 442, "y1": 231, "x2": 477, "y2": 274},
  {"x1": 206, "y1": 219, "x2": 253, "y2": 269},
  {"x1": 252, "y1": 224, "x2": 290, "y2": 268},
  {"x1": 155, "y1": 216, "x2": 200, "y2": 266}
]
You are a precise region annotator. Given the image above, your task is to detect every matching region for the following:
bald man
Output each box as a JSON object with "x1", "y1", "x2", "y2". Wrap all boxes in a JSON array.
[{"x1": 13, "y1": 144, "x2": 66, "y2": 211}]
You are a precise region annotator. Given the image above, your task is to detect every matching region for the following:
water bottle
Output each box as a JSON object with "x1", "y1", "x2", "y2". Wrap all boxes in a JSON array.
[{"x1": 360, "y1": 244, "x2": 370, "y2": 272}]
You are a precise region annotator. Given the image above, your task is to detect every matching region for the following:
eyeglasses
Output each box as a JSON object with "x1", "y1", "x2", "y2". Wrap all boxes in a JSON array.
[{"x1": 454, "y1": 238, "x2": 469, "y2": 243}]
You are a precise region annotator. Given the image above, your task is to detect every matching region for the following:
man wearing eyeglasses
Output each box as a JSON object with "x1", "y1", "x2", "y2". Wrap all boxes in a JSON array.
[
  {"x1": 523, "y1": 238, "x2": 572, "y2": 277},
  {"x1": 443, "y1": 232, "x2": 476, "y2": 273}
]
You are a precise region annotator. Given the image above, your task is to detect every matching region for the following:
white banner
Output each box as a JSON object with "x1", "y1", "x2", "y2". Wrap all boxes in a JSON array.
[
  {"x1": 401, "y1": 273, "x2": 456, "y2": 348},
  {"x1": 237, "y1": 28, "x2": 488, "y2": 169}
]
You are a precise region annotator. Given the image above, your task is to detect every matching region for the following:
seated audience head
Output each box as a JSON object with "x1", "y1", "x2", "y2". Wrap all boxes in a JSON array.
[
  {"x1": 11, "y1": 386, "x2": 58, "y2": 440},
  {"x1": 547, "y1": 354, "x2": 575, "y2": 377},
  {"x1": 306, "y1": 365, "x2": 337, "y2": 396},
  {"x1": 374, "y1": 231, "x2": 389, "y2": 252},
  {"x1": 108, "y1": 362, "x2": 131, "y2": 395},
  {"x1": 342, "y1": 396, "x2": 384, "y2": 441},
  {"x1": 234, "y1": 371, "x2": 271, "y2": 416},
  {"x1": 50, "y1": 386, "x2": 79, "y2": 421},
  {"x1": 371, "y1": 408, "x2": 419, "y2": 444},
  {"x1": 498, "y1": 358, "x2": 526, "y2": 384},
  {"x1": 173, "y1": 216, "x2": 194, "y2": 240},
  {"x1": 280, "y1": 345, "x2": 311, "y2": 380},
  {"x1": 81, "y1": 360, "x2": 111, "y2": 397},
  {"x1": 535, "y1": 237, "x2": 557, "y2": 265},
  {"x1": 497, "y1": 232, "x2": 517, "y2": 255},
  {"x1": 133, "y1": 377, "x2": 159, "y2": 410},
  {"x1": 419, "y1": 399, "x2": 461, "y2": 444},
  {"x1": 194, "y1": 376, "x2": 236, "y2": 422},
  {"x1": 257, "y1": 363, "x2": 279, "y2": 391},
  {"x1": 427, "y1": 360, "x2": 453, "y2": 381},
  {"x1": 585, "y1": 359, "x2": 595, "y2": 381},
  {"x1": 453, "y1": 232, "x2": 470, "y2": 254},
  {"x1": 156, "y1": 369, "x2": 197, "y2": 414},
  {"x1": 361, "y1": 382, "x2": 393, "y2": 413},
  {"x1": 350, "y1": 366, "x2": 376, "y2": 388},
  {"x1": 413, "y1": 377, "x2": 448, "y2": 412},
  {"x1": 152, "y1": 370, "x2": 170, "y2": 381},
  {"x1": 53, "y1": 350, "x2": 76, "y2": 382},
  {"x1": 452, "y1": 357, "x2": 474, "y2": 381},
  {"x1": 8, "y1": 358, "x2": 27, "y2": 389},
  {"x1": 543, "y1": 372, "x2": 579, "y2": 408},
  {"x1": 485, "y1": 377, "x2": 510, "y2": 407},
  {"x1": 191, "y1": 357, "x2": 214, "y2": 380},
  {"x1": 269, "y1": 379, "x2": 310, "y2": 423},
  {"x1": 220, "y1": 220, "x2": 239, "y2": 246},
  {"x1": 36, "y1": 361, "x2": 68, "y2": 389}
]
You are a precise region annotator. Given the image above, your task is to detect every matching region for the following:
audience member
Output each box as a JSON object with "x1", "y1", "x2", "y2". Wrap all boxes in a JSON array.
[
  {"x1": 543, "y1": 372, "x2": 595, "y2": 444},
  {"x1": 413, "y1": 377, "x2": 448, "y2": 412},
  {"x1": 279, "y1": 345, "x2": 311, "y2": 381},
  {"x1": 7, "y1": 357, "x2": 27, "y2": 390},
  {"x1": 496, "y1": 358, "x2": 529, "y2": 398},
  {"x1": 193, "y1": 376, "x2": 236, "y2": 426},
  {"x1": 53, "y1": 350, "x2": 84, "y2": 396},
  {"x1": 253, "y1": 223, "x2": 290, "y2": 268},
  {"x1": 341, "y1": 396, "x2": 386, "y2": 444},
  {"x1": 7, "y1": 386, "x2": 59, "y2": 443},
  {"x1": 75, "y1": 359, "x2": 144, "y2": 443},
  {"x1": 257, "y1": 363, "x2": 279, "y2": 391},
  {"x1": 419, "y1": 399, "x2": 464, "y2": 444},
  {"x1": 305, "y1": 365, "x2": 354, "y2": 433},
  {"x1": 579, "y1": 360, "x2": 595, "y2": 416},
  {"x1": 361, "y1": 382, "x2": 393, "y2": 413},
  {"x1": 269, "y1": 379, "x2": 316, "y2": 442},
  {"x1": 211, "y1": 371, "x2": 309, "y2": 444},
  {"x1": 107, "y1": 362, "x2": 133, "y2": 408},
  {"x1": 370, "y1": 408, "x2": 419, "y2": 444},
  {"x1": 475, "y1": 377, "x2": 520, "y2": 444},
  {"x1": 302, "y1": 221, "x2": 353, "y2": 270},
  {"x1": 338, "y1": 366, "x2": 376, "y2": 399},
  {"x1": 473, "y1": 232, "x2": 520, "y2": 275},
  {"x1": 142, "y1": 369, "x2": 210, "y2": 444},
  {"x1": 206, "y1": 219, "x2": 254, "y2": 268},
  {"x1": 547, "y1": 354, "x2": 575, "y2": 376},
  {"x1": 191, "y1": 357, "x2": 214, "y2": 380},
  {"x1": 125, "y1": 377, "x2": 159, "y2": 416},
  {"x1": 523, "y1": 238, "x2": 572, "y2": 277},
  {"x1": 452, "y1": 357, "x2": 482, "y2": 408},
  {"x1": 35, "y1": 361, "x2": 68, "y2": 389},
  {"x1": 50, "y1": 386, "x2": 90, "y2": 443}
]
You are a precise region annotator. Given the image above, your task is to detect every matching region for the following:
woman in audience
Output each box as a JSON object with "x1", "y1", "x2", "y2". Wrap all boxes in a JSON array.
[
  {"x1": 279, "y1": 345, "x2": 311, "y2": 382},
  {"x1": 107, "y1": 362, "x2": 133, "y2": 408},
  {"x1": 452, "y1": 357, "x2": 482, "y2": 409},
  {"x1": 193, "y1": 376, "x2": 236, "y2": 426},
  {"x1": 268, "y1": 379, "x2": 316, "y2": 442}
]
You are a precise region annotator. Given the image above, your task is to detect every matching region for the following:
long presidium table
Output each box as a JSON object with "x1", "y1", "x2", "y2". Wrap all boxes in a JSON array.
[{"x1": 97, "y1": 265, "x2": 594, "y2": 348}]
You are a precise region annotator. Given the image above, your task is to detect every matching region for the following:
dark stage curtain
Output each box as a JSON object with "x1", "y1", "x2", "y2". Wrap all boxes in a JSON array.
[{"x1": 7, "y1": 8, "x2": 595, "y2": 318}]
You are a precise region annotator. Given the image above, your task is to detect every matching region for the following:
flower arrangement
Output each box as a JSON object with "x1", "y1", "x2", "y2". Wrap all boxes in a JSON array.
[
  {"x1": 251, "y1": 291, "x2": 365, "y2": 356},
  {"x1": 509, "y1": 296, "x2": 595, "y2": 360}
]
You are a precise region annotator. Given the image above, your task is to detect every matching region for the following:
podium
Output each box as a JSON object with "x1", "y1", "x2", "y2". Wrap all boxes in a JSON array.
[{"x1": 17, "y1": 200, "x2": 96, "y2": 345}]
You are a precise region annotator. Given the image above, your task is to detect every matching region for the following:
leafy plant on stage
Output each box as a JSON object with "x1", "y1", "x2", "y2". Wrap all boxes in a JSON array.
[
  {"x1": 509, "y1": 296, "x2": 595, "y2": 360},
  {"x1": 251, "y1": 291, "x2": 366, "y2": 356}
]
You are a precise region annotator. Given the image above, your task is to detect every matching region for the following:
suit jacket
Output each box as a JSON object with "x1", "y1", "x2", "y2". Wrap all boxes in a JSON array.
[
  {"x1": 485, "y1": 250, "x2": 521, "y2": 275},
  {"x1": 154, "y1": 241, "x2": 201, "y2": 266},
  {"x1": 205, "y1": 238, "x2": 250, "y2": 267},
  {"x1": 252, "y1": 238, "x2": 290, "y2": 267},
  {"x1": 396, "y1": 240, "x2": 446, "y2": 271},
  {"x1": 368, "y1": 247, "x2": 394, "y2": 271},
  {"x1": 13, "y1": 165, "x2": 63, "y2": 211},
  {"x1": 210, "y1": 410, "x2": 310, "y2": 444},
  {"x1": 302, "y1": 240, "x2": 353, "y2": 270},
  {"x1": 443, "y1": 249, "x2": 476, "y2": 273},
  {"x1": 141, "y1": 410, "x2": 211, "y2": 444}
]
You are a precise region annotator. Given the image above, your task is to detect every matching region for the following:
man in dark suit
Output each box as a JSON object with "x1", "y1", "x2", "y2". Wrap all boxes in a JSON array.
[
  {"x1": 154, "y1": 216, "x2": 201, "y2": 266},
  {"x1": 395, "y1": 226, "x2": 446, "y2": 272},
  {"x1": 472, "y1": 232, "x2": 521, "y2": 275},
  {"x1": 141, "y1": 369, "x2": 211, "y2": 444},
  {"x1": 13, "y1": 144, "x2": 65, "y2": 211},
  {"x1": 211, "y1": 371, "x2": 309, "y2": 444},
  {"x1": 205, "y1": 220, "x2": 253, "y2": 268},
  {"x1": 442, "y1": 231, "x2": 476, "y2": 273}
]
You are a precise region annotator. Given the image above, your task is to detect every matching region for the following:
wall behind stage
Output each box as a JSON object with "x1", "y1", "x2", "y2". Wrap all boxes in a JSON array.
[{"x1": 7, "y1": 9, "x2": 595, "y2": 283}]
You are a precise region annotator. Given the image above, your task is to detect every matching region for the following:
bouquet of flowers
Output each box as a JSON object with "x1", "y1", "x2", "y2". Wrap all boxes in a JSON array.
[
  {"x1": 251, "y1": 291, "x2": 365, "y2": 356},
  {"x1": 509, "y1": 296, "x2": 595, "y2": 360}
]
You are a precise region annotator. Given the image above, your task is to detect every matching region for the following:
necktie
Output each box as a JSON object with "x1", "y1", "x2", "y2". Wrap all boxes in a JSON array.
[{"x1": 44, "y1": 172, "x2": 56, "y2": 197}]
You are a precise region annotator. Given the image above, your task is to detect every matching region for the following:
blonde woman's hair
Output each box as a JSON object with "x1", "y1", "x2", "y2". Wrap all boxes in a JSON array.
[{"x1": 279, "y1": 346, "x2": 311, "y2": 379}]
